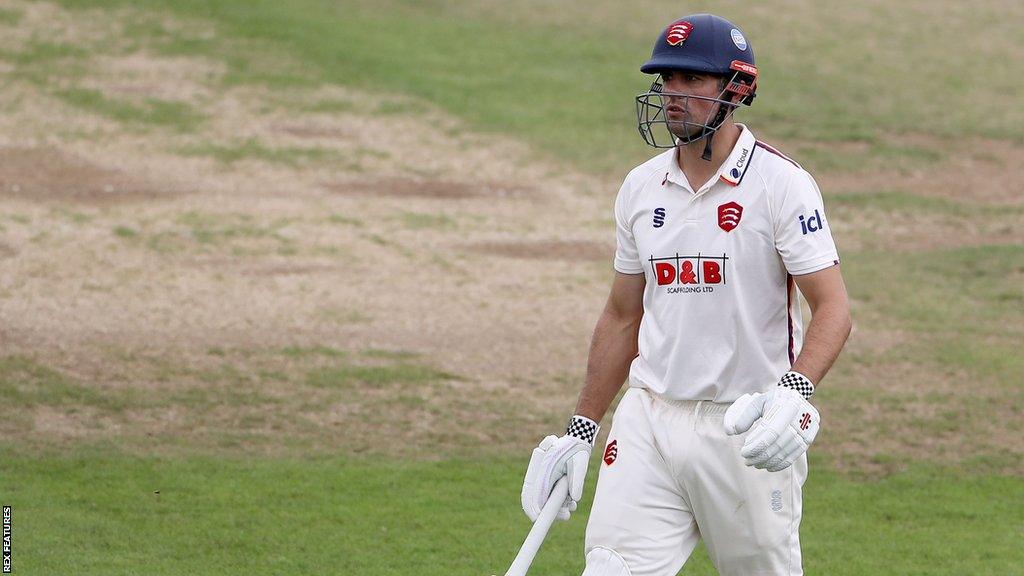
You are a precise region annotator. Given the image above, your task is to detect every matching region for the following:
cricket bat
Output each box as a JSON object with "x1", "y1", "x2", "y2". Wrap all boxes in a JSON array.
[{"x1": 499, "y1": 477, "x2": 570, "y2": 576}]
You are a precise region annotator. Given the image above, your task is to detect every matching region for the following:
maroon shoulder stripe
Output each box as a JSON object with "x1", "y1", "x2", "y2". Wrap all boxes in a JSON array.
[
  {"x1": 755, "y1": 141, "x2": 800, "y2": 169},
  {"x1": 786, "y1": 274, "x2": 796, "y2": 366}
]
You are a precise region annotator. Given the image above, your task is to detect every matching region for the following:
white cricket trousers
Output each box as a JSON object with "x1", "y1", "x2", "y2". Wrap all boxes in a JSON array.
[{"x1": 584, "y1": 387, "x2": 807, "y2": 576}]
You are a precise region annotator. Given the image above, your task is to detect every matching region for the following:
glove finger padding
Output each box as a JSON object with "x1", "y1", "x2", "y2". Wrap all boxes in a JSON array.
[
  {"x1": 738, "y1": 388, "x2": 821, "y2": 472},
  {"x1": 723, "y1": 392, "x2": 767, "y2": 435},
  {"x1": 768, "y1": 406, "x2": 819, "y2": 472},
  {"x1": 748, "y1": 426, "x2": 800, "y2": 470},
  {"x1": 520, "y1": 434, "x2": 592, "y2": 522},
  {"x1": 765, "y1": 431, "x2": 810, "y2": 472},
  {"x1": 556, "y1": 498, "x2": 577, "y2": 521},
  {"x1": 566, "y1": 450, "x2": 590, "y2": 502},
  {"x1": 739, "y1": 399, "x2": 799, "y2": 463},
  {"x1": 739, "y1": 420, "x2": 771, "y2": 463},
  {"x1": 521, "y1": 435, "x2": 558, "y2": 521}
]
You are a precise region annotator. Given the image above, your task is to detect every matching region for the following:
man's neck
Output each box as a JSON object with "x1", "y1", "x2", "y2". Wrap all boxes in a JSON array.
[{"x1": 675, "y1": 122, "x2": 741, "y2": 191}]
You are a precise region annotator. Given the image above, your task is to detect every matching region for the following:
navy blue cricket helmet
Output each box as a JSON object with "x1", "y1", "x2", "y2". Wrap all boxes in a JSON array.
[{"x1": 635, "y1": 14, "x2": 759, "y2": 156}]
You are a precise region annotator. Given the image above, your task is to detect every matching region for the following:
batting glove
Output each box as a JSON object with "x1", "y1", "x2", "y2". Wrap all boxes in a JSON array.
[
  {"x1": 723, "y1": 371, "x2": 820, "y2": 473},
  {"x1": 520, "y1": 415, "x2": 598, "y2": 522}
]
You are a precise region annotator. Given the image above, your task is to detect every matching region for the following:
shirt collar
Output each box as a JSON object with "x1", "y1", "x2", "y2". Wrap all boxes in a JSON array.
[
  {"x1": 662, "y1": 124, "x2": 757, "y2": 190},
  {"x1": 718, "y1": 124, "x2": 757, "y2": 186}
]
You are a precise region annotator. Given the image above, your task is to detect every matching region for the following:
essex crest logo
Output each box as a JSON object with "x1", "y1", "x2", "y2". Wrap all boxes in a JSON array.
[
  {"x1": 665, "y1": 21, "x2": 694, "y2": 46},
  {"x1": 603, "y1": 440, "x2": 618, "y2": 465},
  {"x1": 718, "y1": 201, "x2": 743, "y2": 232}
]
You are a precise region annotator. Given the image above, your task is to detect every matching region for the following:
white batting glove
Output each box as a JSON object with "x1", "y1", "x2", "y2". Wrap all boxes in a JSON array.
[
  {"x1": 724, "y1": 372, "x2": 820, "y2": 473},
  {"x1": 520, "y1": 415, "x2": 599, "y2": 522}
]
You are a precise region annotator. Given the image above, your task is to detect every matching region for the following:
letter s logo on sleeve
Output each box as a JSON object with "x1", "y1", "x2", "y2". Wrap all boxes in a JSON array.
[{"x1": 653, "y1": 207, "x2": 666, "y2": 228}]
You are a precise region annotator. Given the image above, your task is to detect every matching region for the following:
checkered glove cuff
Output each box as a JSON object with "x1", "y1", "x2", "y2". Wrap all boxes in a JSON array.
[
  {"x1": 778, "y1": 371, "x2": 815, "y2": 400},
  {"x1": 566, "y1": 415, "x2": 600, "y2": 446}
]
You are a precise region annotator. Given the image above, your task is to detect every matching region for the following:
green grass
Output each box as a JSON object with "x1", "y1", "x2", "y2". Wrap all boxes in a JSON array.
[
  {"x1": 279, "y1": 345, "x2": 349, "y2": 359},
  {"x1": 0, "y1": 451, "x2": 1019, "y2": 575},
  {"x1": 304, "y1": 362, "x2": 457, "y2": 390},
  {"x1": 53, "y1": 0, "x2": 1024, "y2": 175},
  {"x1": 842, "y1": 244, "x2": 1024, "y2": 388},
  {"x1": 829, "y1": 190, "x2": 1024, "y2": 217},
  {"x1": 362, "y1": 349, "x2": 421, "y2": 361},
  {"x1": 825, "y1": 244, "x2": 1024, "y2": 465},
  {"x1": 55, "y1": 87, "x2": 204, "y2": 131},
  {"x1": 326, "y1": 213, "x2": 362, "y2": 226},
  {"x1": 0, "y1": 40, "x2": 87, "y2": 66},
  {"x1": 113, "y1": 225, "x2": 138, "y2": 238},
  {"x1": 0, "y1": 347, "x2": 485, "y2": 456},
  {"x1": 398, "y1": 211, "x2": 456, "y2": 231},
  {"x1": 179, "y1": 211, "x2": 291, "y2": 246},
  {"x1": 303, "y1": 98, "x2": 356, "y2": 113},
  {"x1": 0, "y1": 40, "x2": 90, "y2": 85},
  {"x1": 797, "y1": 141, "x2": 944, "y2": 174},
  {"x1": 130, "y1": 211, "x2": 298, "y2": 255},
  {"x1": 178, "y1": 138, "x2": 336, "y2": 166},
  {"x1": 0, "y1": 354, "x2": 287, "y2": 420},
  {"x1": 119, "y1": 10, "x2": 220, "y2": 58},
  {"x1": 5, "y1": 3, "x2": 1021, "y2": 573},
  {"x1": 847, "y1": 245, "x2": 1023, "y2": 341},
  {"x1": 0, "y1": 356, "x2": 125, "y2": 412},
  {"x1": 51, "y1": 207, "x2": 94, "y2": 224},
  {"x1": 0, "y1": 6, "x2": 23, "y2": 25}
]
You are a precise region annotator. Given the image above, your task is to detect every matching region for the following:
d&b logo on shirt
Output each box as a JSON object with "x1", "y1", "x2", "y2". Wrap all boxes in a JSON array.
[{"x1": 648, "y1": 253, "x2": 729, "y2": 294}]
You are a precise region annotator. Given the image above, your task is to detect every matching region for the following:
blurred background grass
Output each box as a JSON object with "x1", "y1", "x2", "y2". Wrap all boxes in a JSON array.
[
  {"x1": 56, "y1": 0, "x2": 1024, "y2": 172},
  {"x1": 1, "y1": 0, "x2": 1021, "y2": 574}
]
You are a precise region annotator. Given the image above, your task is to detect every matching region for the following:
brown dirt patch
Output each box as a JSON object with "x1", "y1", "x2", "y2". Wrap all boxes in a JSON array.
[
  {"x1": 189, "y1": 256, "x2": 341, "y2": 277},
  {"x1": 82, "y1": 53, "x2": 224, "y2": 102},
  {"x1": 466, "y1": 239, "x2": 612, "y2": 261},
  {"x1": 0, "y1": 241, "x2": 16, "y2": 259},
  {"x1": 328, "y1": 177, "x2": 536, "y2": 200},
  {"x1": 272, "y1": 123, "x2": 356, "y2": 140},
  {"x1": 815, "y1": 135, "x2": 1024, "y2": 206},
  {"x1": 0, "y1": 147, "x2": 181, "y2": 204},
  {"x1": 829, "y1": 207, "x2": 1024, "y2": 253},
  {"x1": 820, "y1": 361, "x2": 1023, "y2": 475}
]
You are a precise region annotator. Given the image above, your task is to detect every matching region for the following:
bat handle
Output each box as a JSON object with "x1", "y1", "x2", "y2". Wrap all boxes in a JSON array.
[{"x1": 504, "y1": 476, "x2": 571, "y2": 576}]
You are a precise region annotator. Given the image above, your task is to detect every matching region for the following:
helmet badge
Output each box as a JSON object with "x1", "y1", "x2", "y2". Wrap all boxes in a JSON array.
[
  {"x1": 665, "y1": 20, "x2": 694, "y2": 46},
  {"x1": 731, "y1": 28, "x2": 748, "y2": 50}
]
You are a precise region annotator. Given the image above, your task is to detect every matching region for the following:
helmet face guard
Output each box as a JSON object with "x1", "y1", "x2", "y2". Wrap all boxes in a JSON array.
[
  {"x1": 635, "y1": 12, "x2": 758, "y2": 155},
  {"x1": 636, "y1": 62, "x2": 758, "y2": 149},
  {"x1": 636, "y1": 83, "x2": 738, "y2": 149}
]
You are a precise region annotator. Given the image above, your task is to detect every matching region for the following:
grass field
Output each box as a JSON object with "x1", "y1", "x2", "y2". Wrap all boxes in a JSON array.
[
  {"x1": 3, "y1": 450, "x2": 1022, "y2": 575},
  {"x1": 0, "y1": 0, "x2": 1022, "y2": 574}
]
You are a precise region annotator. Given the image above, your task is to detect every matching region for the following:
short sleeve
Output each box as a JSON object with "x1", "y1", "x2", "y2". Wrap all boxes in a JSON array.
[
  {"x1": 613, "y1": 181, "x2": 644, "y2": 274},
  {"x1": 773, "y1": 170, "x2": 840, "y2": 275}
]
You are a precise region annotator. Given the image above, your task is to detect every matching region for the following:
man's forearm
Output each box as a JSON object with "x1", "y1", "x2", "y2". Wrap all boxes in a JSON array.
[
  {"x1": 791, "y1": 301, "x2": 851, "y2": 386},
  {"x1": 573, "y1": 312, "x2": 641, "y2": 423}
]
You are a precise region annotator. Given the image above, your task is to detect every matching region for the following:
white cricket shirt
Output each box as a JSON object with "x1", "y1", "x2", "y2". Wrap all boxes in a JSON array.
[{"x1": 614, "y1": 124, "x2": 839, "y2": 402}]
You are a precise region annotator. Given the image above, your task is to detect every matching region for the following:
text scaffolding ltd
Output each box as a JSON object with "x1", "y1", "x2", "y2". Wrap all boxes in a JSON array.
[{"x1": 2, "y1": 505, "x2": 10, "y2": 574}]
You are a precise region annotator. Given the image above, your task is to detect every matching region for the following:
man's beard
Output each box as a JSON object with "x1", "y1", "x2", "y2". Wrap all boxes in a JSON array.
[{"x1": 667, "y1": 119, "x2": 704, "y2": 141}]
